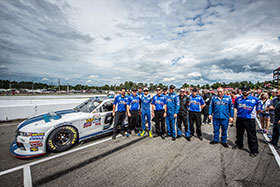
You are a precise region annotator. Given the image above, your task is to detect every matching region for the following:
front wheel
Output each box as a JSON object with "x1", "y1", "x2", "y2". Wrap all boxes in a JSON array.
[{"x1": 47, "y1": 126, "x2": 78, "y2": 152}]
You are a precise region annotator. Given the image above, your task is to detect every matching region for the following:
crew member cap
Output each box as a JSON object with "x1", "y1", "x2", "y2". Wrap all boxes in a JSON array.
[{"x1": 169, "y1": 85, "x2": 176, "y2": 89}]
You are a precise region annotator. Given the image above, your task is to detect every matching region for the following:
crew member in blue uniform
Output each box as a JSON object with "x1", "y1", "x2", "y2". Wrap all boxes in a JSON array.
[
  {"x1": 139, "y1": 87, "x2": 153, "y2": 137},
  {"x1": 166, "y1": 85, "x2": 180, "y2": 141},
  {"x1": 127, "y1": 88, "x2": 141, "y2": 137},
  {"x1": 112, "y1": 88, "x2": 127, "y2": 139},
  {"x1": 152, "y1": 87, "x2": 167, "y2": 139},
  {"x1": 189, "y1": 88, "x2": 205, "y2": 141},
  {"x1": 209, "y1": 87, "x2": 234, "y2": 147},
  {"x1": 233, "y1": 86, "x2": 262, "y2": 157}
]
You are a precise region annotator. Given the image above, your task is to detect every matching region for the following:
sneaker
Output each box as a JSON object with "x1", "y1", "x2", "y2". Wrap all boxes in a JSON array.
[
  {"x1": 172, "y1": 137, "x2": 176, "y2": 141},
  {"x1": 185, "y1": 136, "x2": 191, "y2": 141},
  {"x1": 232, "y1": 144, "x2": 243, "y2": 149},
  {"x1": 121, "y1": 131, "x2": 125, "y2": 136},
  {"x1": 161, "y1": 135, "x2": 165, "y2": 139},
  {"x1": 149, "y1": 131, "x2": 153, "y2": 137},
  {"x1": 126, "y1": 133, "x2": 130, "y2": 137},
  {"x1": 112, "y1": 135, "x2": 116, "y2": 140},
  {"x1": 140, "y1": 130, "x2": 146, "y2": 136},
  {"x1": 221, "y1": 142, "x2": 229, "y2": 148},
  {"x1": 198, "y1": 136, "x2": 203, "y2": 141},
  {"x1": 177, "y1": 135, "x2": 182, "y2": 138},
  {"x1": 249, "y1": 152, "x2": 258, "y2": 158},
  {"x1": 210, "y1": 140, "x2": 219, "y2": 144},
  {"x1": 257, "y1": 129, "x2": 263, "y2": 133},
  {"x1": 263, "y1": 129, "x2": 267, "y2": 133}
]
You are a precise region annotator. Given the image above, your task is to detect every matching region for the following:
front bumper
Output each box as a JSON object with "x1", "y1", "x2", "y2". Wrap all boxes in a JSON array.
[{"x1": 10, "y1": 140, "x2": 46, "y2": 158}]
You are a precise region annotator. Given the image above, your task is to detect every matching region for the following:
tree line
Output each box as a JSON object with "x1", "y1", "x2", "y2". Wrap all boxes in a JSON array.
[{"x1": 0, "y1": 79, "x2": 274, "y2": 91}]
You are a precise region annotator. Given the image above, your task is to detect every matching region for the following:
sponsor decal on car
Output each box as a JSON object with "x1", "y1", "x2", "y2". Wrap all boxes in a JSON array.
[
  {"x1": 30, "y1": 147, "x2": 39, "y2": 152},
  {"x1": 83, "y1": 118, "x2": 94, "y2": 128},
  {"x1": 30, "y1": 141, "x2": 43, "y2": 148},
  {"x1": 30, "y1": 133, "x2": 45, "y2": 136}
]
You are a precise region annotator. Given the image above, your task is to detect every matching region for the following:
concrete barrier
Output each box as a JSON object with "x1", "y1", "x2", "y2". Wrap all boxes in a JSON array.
[{"x1": 0, "y1": 101, "x2": 84, "y2": 121}]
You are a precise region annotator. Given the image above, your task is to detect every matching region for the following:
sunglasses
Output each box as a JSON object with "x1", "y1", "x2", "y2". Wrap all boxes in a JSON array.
[
  {"x1": 144, "y1": 90, "x2": 148, "y2": 92},
  {"x1": 180, "y1": 90, "x2": 184, "y2": 92}
]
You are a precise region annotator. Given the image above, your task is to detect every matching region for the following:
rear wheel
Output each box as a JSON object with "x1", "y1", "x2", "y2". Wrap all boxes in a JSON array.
[{"x1": 47, "y1": 126, "x2": 78, "y2": 152}]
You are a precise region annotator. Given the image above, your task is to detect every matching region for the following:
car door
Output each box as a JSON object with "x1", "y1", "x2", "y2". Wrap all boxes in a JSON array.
[{"x1": 99, "y1": 100, "x2": 114, "y2": 130}]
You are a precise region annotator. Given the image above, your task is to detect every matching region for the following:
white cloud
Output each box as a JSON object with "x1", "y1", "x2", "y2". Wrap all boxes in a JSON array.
[
  {"x1": 42, "y1": 78, "x2": 49, "y2": 81},
  {"x1": 163, "y1": 77, "x2": 176, "y2": 82},
  {"x1": 0, "y1": 0, "x2": 279, "y2": 86},
  {"x1": 187, "y1": 72, "x2": 202, "y2": 78},
  {"x1": 87, "y1": 80, "x2": 92, "y2": 83},
  {"x1": 89, "y1": 75, "x2": 99, "y2": 78}
]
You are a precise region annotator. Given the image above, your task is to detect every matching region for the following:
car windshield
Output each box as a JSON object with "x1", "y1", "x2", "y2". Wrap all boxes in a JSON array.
[{"x1": 74, "y1": 97, "x2": 104, "y2": 113}]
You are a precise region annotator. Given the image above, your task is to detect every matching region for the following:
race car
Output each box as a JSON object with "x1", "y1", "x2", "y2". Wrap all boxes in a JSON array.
[{"x1": 10, "y1": 96, "x2": 120, "y2": 158}]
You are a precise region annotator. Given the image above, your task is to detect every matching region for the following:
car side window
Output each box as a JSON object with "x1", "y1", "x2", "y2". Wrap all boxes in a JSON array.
[{"x1": 102, "y1": 101, "x2": 113, "y2": 112}]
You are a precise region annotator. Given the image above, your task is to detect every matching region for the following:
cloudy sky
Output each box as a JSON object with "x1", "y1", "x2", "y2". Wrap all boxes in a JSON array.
[{"x1": 0, "y1": 0, "x2": 279, "y2": 87}]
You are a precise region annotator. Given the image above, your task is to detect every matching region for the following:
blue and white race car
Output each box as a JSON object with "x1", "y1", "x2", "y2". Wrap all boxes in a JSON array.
[{"x1": 10, "y1": 96, "x2": 117, "y2": 158}]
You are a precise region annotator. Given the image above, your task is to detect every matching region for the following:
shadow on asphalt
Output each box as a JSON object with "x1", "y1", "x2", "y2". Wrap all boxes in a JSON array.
[{"x1": 33, "y1": 136, "x2": 148, "y2": 187}]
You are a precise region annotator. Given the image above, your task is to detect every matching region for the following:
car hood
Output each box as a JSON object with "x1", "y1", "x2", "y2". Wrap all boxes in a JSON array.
[{"x1": 17, "y1": 109, "x2": 79, "y2": 131}]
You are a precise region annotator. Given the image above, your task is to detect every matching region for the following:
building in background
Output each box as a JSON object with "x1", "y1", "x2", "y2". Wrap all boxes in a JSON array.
[{"x1": 273, "y1": 67, "x2": 280, "y2": 88}]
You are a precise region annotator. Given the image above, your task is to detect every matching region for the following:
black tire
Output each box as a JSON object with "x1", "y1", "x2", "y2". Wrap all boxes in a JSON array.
[{"x1": 47, "y1": 126, "x2": 78, "y2": 152}]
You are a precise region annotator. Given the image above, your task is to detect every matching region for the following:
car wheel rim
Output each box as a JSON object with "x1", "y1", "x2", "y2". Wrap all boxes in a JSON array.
[{"x1": 55, "y1": 130, "x2": 71, "y2": 146}]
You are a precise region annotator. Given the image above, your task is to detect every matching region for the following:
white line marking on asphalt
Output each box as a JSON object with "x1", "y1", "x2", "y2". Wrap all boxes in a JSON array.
[
  {"x1": 0, "y1": 123, "x2": 18, "y2": 127},
  {"x1": 256, "y1": 118, "x2": 280, "y2": 167},
  {"x1": 23, "y1": 166, "x2": 32, "y2": 187},
  {"x1": 0, "y1": 135, "x2": 120, "y2": 177}
]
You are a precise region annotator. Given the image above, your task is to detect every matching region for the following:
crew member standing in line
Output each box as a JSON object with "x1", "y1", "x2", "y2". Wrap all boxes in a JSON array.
[
  {"x1": 152, "y1": 87, "x2": 167, "y2": 139},
  {"x1": 139, "y1": 87, "x2": 153, "y2": 137},
  {"x1": 112, "y1": 88, "x2": 127, "y2": 140},
  {"x1": 166, "y1": 85, "x2": 180, "y2": 141},
  {"x1": 233, "y1": 86, "x2": 262, "y2": 157},
  {"x1": 268, "y1": 89, "x2": 280, "y2": 148},
  {"x1": 126, "y1": 88, "x2": 141, "y2": 137},
  {"x1": 189, "y1": 88, "x2": 205, "y2": 141},
  {"x1": 177, "y1": 88, "x2": 190, "y2": 141},
  {"x1": 209, "y1": 87, "x2": 234, "y2": 148}
]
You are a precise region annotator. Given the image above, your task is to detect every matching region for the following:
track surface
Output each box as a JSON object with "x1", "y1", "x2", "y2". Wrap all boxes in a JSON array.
[{"x1": 0, "y1": 120, "x2": 279, "y2": 187}]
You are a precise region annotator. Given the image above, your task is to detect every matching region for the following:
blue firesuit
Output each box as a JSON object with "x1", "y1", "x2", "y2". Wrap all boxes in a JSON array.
[
  {"x1": 166, "y1": 92, "x2": 180, "y2": 138},
  {"x1": 209, "y1": 95, "x2": 234, "y2": 143},
  {"x1": 140, "y1": 94, "x2": 152, "y2": 131}
]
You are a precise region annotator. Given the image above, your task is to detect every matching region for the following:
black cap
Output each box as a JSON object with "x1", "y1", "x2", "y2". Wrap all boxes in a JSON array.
[
  {"x1": 132, "y1": 88, "x2": 137, "y2": 91},
  {"x1": 163, "y1": 87, "x2": 168, "y2": 91},
  {"x1": 169, "y1": 85, "x2": 175, "y2": 89},
  {"x1": 241, "y1": 86, "x2": 250, "y2": 92},
  {"x1": 191, "y1": 87, "x2": 198, "y2": 92}
]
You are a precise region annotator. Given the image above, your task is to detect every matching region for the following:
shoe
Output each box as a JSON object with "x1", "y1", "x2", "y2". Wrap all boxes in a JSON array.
[
  {"x1": 140, "y1": 130, "x2": 146, "y2": 136},
  {"x1": 172, "y1": 137, "x2": 176, "y2": 141},
  {"x1": 249, "y1": 152, "x2": 258, "y2": 158},
  {"x1": 126, "y1": 133, "x2": 130, "y2": 137},
  {"x1": 221, "y1": 142, "x2": 229, "y2": 148},
  {"x1": 161, "y1": 135, "x2": 165, "y2": 139},
  {"x1": 232, "y1": 144, "x2": 243, "y2": 149},
  {"x1": 210, "y1": 140, "x2": 219, "y2": 144},
  {"x1": 263, "y1": 129, "x2": 267, "y2": 133},
  {"x1": 149, "y1": 131, "x2": 153, "y2": 137},
  {"x1": 177, "y1": 135, "x2": 182, "y2": 138},
  {"x1": 185, "y1": 137, "x2": 191, "y2": 141},
  {"x1": 112, "y1": 135, "x2": 116, "y2": 140},
  {"x1": 137, "y1": 133, "x2": 141, "y2": 137},
  {"x1": 121, "y1": 132, "x2": 125, "y2": 136},
  {"x1": 198, "y1": 136, "x2": 203, "y2": 141}
]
